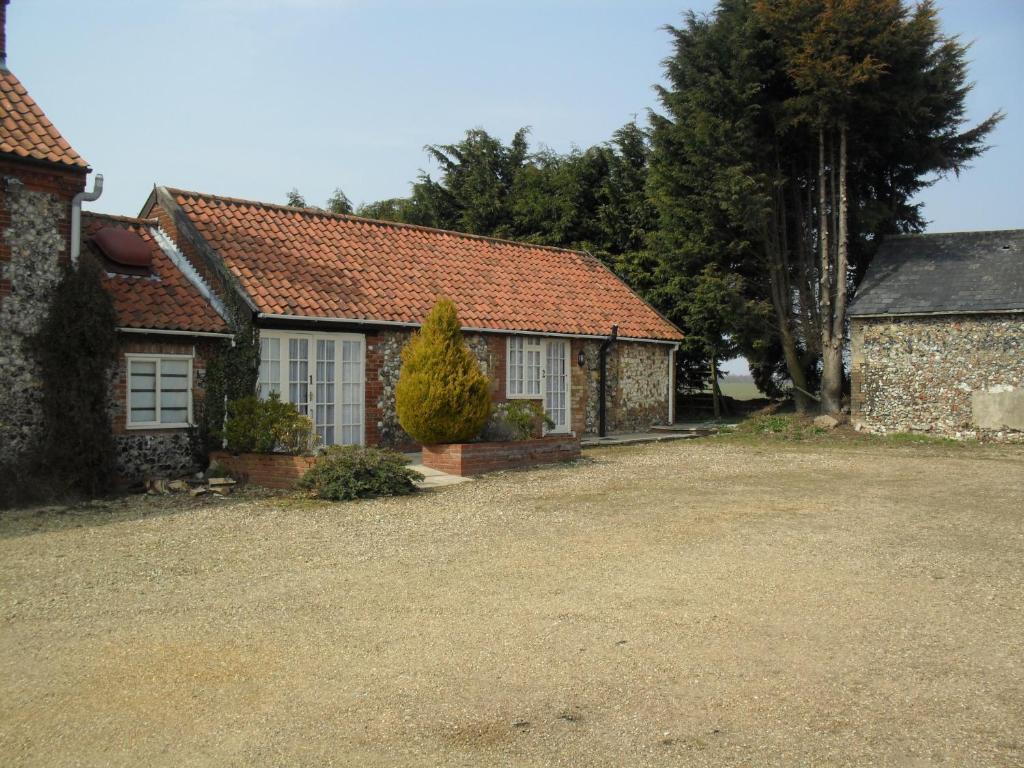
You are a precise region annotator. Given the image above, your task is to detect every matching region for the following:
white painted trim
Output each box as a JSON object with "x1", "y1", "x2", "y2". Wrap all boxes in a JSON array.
[
  {"x1": 257, "y1": 312, "x2": 681, "y2": 346},
  {"x1": 125, "y1": 353, "x2": 194, "y2": 430},
  {"x1": 151, "y1": 226, "x2": 229, "y2": 321},
  {"x1": 118, "y1": 327, "x2": 234, "y2": 339}
]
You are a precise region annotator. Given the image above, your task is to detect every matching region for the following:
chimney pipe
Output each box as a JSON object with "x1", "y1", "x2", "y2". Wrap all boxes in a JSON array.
[
  {"x1": 1, "y1": 0, "x2": 9, "y2": 70},
  {"x1": 70, "y1": 174, "x2": 103, "y2": 264}
]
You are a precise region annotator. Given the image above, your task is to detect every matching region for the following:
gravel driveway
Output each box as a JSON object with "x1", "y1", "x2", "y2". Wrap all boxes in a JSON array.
[{"x1": 2, "y1": 438, "x2": 1023, "y2": 767}]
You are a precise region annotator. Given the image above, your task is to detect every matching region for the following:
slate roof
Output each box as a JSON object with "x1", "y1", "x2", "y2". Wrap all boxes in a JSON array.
[
  {"x1": 159, "y1": 188, "x2": 683, "y2": 342},
  {"x1": 83, "y1": 213, "x2": 229, "y2": 335},
  {"x1": 0, "y1": 68, "x2": 88, "y2": 169},
  {"x1": 849, "y1": 229, "x2": 1024, "y2": 317}
]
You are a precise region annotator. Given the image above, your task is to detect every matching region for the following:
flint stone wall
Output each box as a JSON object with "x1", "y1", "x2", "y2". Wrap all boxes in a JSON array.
[
  {"x1": 0, "y1": 177, "x2": 68, "y2": 463},
  {"x1": 608, "y1": 341, "x2": 671, "y2": 433},
  {"x1": 851, "y1": 314, "x2": 1024, "y2": 441}
]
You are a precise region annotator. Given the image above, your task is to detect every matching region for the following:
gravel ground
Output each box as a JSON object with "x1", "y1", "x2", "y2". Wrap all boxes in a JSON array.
[{"x1": 2, "y1": 438, "x2": 1023, "y2": 767}]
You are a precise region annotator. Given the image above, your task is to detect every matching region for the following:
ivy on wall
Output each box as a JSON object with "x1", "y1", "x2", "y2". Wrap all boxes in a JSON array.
[
  {"x1": 197, "y1": 289, "x2": 259, "y2": 455},
  {"x1": 1, "y1": 257, "x2": 119, "y2": 506}
]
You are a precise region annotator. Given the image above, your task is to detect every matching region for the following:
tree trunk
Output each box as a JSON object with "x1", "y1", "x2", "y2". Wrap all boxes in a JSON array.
[{"x1": 820, "y1": 126, "x2": 848, "y2": 414}]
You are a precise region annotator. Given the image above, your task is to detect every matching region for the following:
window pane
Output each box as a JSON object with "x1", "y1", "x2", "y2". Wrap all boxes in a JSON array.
[
  {"x1": 128, "y1": 361, "x2": 157, "y2": 423},
  {"x1": 259, "y1": 338, "x2": 281, "y2": 399},
  {"x1": 160, "y1": 390, "x2": 188, "y2": 409},
  {"x1": 160, "y1": 408, "x2": 188, "y2": 424},
  {"x1": 130, "y1": 408, "x2": 156, "y2": 423},
  {"x1": 508, "y1": 337, "x2": 524, "y2": 394},
  {"x1": 129, "y1": 361, "x2": 156, "y2": 391},
  {"x1": 289, "y1": 338, "x2": 309, "y2": 413},
  {"x1": 160, "y1": 359, "x2": 189, "y2": 378}
]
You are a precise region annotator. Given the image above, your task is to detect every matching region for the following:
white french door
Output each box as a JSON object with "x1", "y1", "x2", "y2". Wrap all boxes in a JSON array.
[
  {"x1": 259, "y1": 331, "x2": 364, "y2": 446},
  {"x1": 543, "y1": 339, "x2": 570, "y2": 434}
]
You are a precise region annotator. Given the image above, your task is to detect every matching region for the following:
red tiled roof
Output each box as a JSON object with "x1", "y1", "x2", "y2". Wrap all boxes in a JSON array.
[
  {"x1": 165, "y1": 189, "x2": 683, "y2": 342},
  {"x1": 0, "y1": 68, "x2": 88, "y2": 169},
  {"x1": 83, "y1": 213, "x2": 229, "y2": 335}
]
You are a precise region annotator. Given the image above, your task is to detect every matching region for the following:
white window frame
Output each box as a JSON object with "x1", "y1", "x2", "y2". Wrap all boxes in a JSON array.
[
  {"x1": 505, "y1": 335, "x2": 573, "y2": 435},
  {"x1": 125, "y1": 353, "x2": 194, "y2": 430},
  {"x1": 506, "y1": 336, "x2": 543, "y2": 399},
  {"x1": 258, "y1": 330, "x2": 366, "y2": 446}
]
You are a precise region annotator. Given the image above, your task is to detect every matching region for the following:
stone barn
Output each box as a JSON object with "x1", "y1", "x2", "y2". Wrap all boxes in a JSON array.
[{"x1": 849, "y1": 229, "x2": 1024, "y2": 441}]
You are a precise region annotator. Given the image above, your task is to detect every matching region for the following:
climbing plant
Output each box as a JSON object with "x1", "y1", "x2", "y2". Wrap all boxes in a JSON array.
[
  {"x1": 200, "y1": 290, "x2": 259, "y2": 452},
  {"x1": 15, "y1": 257, "x2": 119, "y2": 502}
]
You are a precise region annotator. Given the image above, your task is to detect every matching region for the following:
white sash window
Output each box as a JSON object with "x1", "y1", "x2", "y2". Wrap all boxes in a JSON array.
[{"x1": 126, "y1": 354, "x2": 193, "y2": 429}]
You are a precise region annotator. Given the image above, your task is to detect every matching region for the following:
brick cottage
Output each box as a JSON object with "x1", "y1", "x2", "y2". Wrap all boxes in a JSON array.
[
  {"x1": 140, "y1": 186, "x2": 684, "y2": 453},
  {"x1": 0, "y1": 1, "x2": 683, "y2": 482}
]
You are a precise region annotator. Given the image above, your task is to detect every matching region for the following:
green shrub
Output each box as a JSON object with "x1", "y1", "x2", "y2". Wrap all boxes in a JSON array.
[
  {"x1": 481, "y1": 400, "x2": 556, "y2": 441},
  {"x1": 223, "y1": 393, "x2": 317, "y2": 454},
  {"x1": 395, "y1": 297, "x2": 492, "y2": 444},
  {"x1": 298, "y1": 445, "x2": 423, "y2": 500},
  {"x1": 733, "y1": 412, "x2": 825, "y2": 440}
]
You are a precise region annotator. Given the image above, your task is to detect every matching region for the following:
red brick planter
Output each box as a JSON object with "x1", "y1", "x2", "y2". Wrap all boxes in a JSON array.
[
  {"x1": 421, "y1": 435, "x2": 581, "y2": 477},
  {"x1": 209, "y1": 451, "x2": 316, "y2": 490}
]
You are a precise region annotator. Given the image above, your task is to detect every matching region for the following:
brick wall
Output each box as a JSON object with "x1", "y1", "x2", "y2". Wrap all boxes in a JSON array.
[
  {"x1": 110, "y1": 334, "x2": 227, "y2": 482},
  {"x1": 851, "y1": 314, "x2": 1024, "y2": 441},
  {"x1": 421, "y1": 435, "x2": 581, "y2": 476},
  {"x1": 209, "y1": 451, "x2": 316, "y2": 490}
]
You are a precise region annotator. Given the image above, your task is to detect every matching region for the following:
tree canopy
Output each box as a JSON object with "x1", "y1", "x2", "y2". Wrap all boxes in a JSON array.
[{"x1": 308, "y1": 0, "x2": 999, "y2": 409}]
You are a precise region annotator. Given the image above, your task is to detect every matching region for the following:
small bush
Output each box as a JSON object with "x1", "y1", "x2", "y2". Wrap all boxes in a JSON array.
[
  {"x1": 298, "y1": 445, "x2": 423, "y2": 501},
  {"x1": 395, "y1": 298, "x2": 492, "y2": 444},
  {"x1": 481, "y1": 401, "x2": 556, "y2": 441},
  {"x1": 733, "y1": 413, "x2": 824, "y2": 440},
  {"x1": 223, "y1": 393, "x2": 317, "y2": 454}
]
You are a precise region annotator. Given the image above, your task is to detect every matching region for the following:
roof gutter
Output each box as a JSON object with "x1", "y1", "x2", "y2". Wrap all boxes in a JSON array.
[
  {"x1": 117, "y1": 327, "x2": 234, "y2": 339},
  {"x1": 70, "y1": 174, "x2": 103, "y2": 265},
  {"x1": 255, "y1": 312, "x2": 680, "y2": 345}
]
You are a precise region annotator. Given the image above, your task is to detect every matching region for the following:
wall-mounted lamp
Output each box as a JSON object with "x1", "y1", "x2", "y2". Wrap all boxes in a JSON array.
[{"x1": 577, "y1": 350, "x2": 586, "y2": 367}]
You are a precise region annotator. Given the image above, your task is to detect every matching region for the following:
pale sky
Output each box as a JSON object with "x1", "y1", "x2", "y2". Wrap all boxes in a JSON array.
[
  {"x1": 9, "y1": 0, "x2": 1021, "y2": 230},
  {"x1": 8, "y1": 1, "x2": 1022, "y2": 377}
]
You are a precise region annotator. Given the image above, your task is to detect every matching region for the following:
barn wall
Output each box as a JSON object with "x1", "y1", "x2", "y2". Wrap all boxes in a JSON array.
[{"x1": 851, "y1": 314, "x2": 1024, "y2": 441}]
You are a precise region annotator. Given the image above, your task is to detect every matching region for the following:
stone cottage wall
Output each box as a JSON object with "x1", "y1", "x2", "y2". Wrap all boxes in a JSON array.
[
  {"x1": 364, "y1": 331, "x2": 672, "y2": 447},
  {"x1": 851, "y1": 314, "x2": 1024, "y2": 441},
  {"x1": 109, "y1": 335, "x2": 224, "y2": 483},
  {"x1": 607, "y1": 341, "x2": 672, "y2": 433},
  {"x1": 0, "y1": 161, "x2": 86, "y2": 466},
  {"x1": 365, "y1": 329, "x2": 506, "y2": 450}
]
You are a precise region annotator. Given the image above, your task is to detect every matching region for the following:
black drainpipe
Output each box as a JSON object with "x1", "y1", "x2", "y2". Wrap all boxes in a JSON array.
[{"x1": 598, "y1": 324, "x2": 618, "y2": 437}]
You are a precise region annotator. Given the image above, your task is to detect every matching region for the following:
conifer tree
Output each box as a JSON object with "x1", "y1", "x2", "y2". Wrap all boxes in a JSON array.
[{"x1": 396, "y1": 298, "x2": 492, "y2": 444}]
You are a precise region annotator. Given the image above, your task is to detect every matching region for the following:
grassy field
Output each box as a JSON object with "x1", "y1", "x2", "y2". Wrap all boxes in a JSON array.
[{"x1": 716, "y1": 377, "x2": 763, "y2": 401}]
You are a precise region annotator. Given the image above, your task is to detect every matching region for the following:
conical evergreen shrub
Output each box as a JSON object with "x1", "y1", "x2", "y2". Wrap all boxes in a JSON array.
[{"x1": 396, "y1": 298, "x2": 492, "y2": 444}]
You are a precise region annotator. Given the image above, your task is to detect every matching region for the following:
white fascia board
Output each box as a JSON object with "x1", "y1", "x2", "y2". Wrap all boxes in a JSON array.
[
  {"x1": 150, "y1": 225, "x2": 230, "y2": 321},
  {"x1": 256, "y1": 312, "x2": 681, "y2": 345},
  {"x1": 117, "y1": 327, "x2": 234, "y2": 339}
]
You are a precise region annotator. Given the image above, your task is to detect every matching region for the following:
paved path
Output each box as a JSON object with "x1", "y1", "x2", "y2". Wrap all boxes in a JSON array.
[{"x1": 405, "y1": 454, "x2": 474, "y2": 489}]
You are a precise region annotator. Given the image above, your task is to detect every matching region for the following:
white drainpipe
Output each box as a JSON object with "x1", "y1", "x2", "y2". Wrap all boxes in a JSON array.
[{"x1": 70, "y1": 174, "x2": 103, "y2": 264}]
